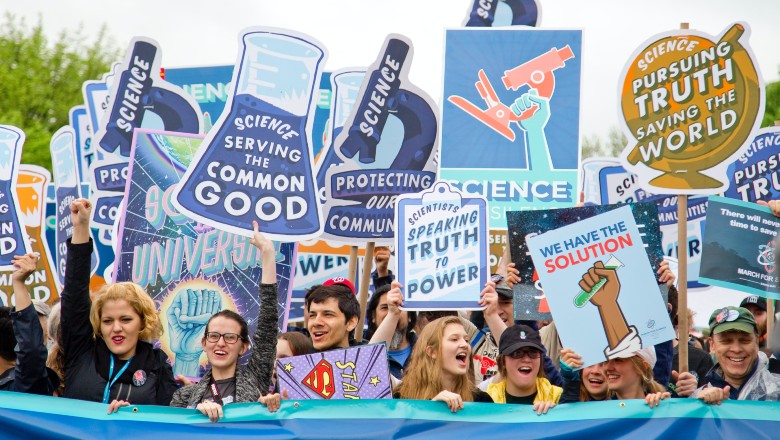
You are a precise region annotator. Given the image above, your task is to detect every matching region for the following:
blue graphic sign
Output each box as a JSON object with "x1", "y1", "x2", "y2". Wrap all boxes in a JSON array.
[
  {"x1": 173, "y1": 28, "x2": 327, "y2": 242},
  {"x1": 440, "y1": 29, "x2": 582, "y2": 229},
  {"x1": 396, "y1": 182, "x2": 488, "y2": 310},
  {"x1": 464, "y1": 0, "x2": 541, "y2": 27},
  {"x1": 68, "y1": 105, "x2": 93, "y2": 182},
  {"x1": 0, "y1": 126, "x2": 31, "y2": 269},
  {"x1": 725, "y1": 127, "x2": 780, "y2": 203},
  {"x1": 527, "y1": 206, "x2": 674, "y2": 367},
  {"x1": 315, "y1": 69, "x2": 366, "y2": 203},
  {"x1": 115, "y1": 129, "x2": 296, "y2": 377},
  {"x1": 699, "y1": 196, "x2": 780, "y2": 299},
  {"x1": 50, "y1": 127, "x2": 84, "y2": 285},
  {"x1": 321, "y1": 35, "x2": 439, "y2": 244}
]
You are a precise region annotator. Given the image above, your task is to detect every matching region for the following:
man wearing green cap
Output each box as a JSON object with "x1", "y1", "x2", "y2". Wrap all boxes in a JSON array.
[{"x1": 689, "y1": 306, "x2": 780, "y2": 404}]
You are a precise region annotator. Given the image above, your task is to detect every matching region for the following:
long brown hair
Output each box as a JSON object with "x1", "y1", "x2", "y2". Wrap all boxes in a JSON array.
[
  {"x1": 46, "y1": 302, "x2": 65, "y2": 396},
  {"x1": 397, "y1": 316, "x2": 476, "y2": 401},
  {"x1": 608, "y1": 356, "x2": 665, "y2": 398}
]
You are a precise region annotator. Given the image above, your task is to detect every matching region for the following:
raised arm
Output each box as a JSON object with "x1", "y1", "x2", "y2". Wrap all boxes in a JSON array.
[
  {"x1": 246, "y1": 221, "x2": 279, "y2": 395},
  {"x1": 60, "y1": 198, "x2": 95, "y2": 368},
  {"x1": 369, "y1": 281, "x2": 403, "y2": 346},
  {"x1": 9, "y1": 254, "x2": 50, "y2": 394}
]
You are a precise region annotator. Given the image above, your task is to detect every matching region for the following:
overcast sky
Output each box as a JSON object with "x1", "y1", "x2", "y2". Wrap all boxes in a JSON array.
[{"x1": 7, "y1": 0, "x2": 780, "y2": 141}]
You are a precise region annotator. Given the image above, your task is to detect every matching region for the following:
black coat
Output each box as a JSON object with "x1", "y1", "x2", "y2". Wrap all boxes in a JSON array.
[{"x1": 61, "y1": 239, "x2": 176, "y2": 405}]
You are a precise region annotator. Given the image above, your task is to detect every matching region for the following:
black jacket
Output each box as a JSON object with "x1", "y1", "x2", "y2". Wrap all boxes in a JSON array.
[
  {"x1": 61, "y1": 239, "x2": 177, "y2": 405},
  {"x1": 170, "y1": 283, "x2": 279, "y2": 408},
  {"x1": 0, "y1": 305, "x2": 59, "y2": 395}
]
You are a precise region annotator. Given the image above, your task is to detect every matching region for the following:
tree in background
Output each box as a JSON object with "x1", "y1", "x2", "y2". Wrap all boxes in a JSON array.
[
  {"x1": 0, "y1": 13, "x2": 118, "y2": 171},
  {"x1": 584, "y1": 76, "x2": 780, "y2": 160},
  {"x1": 581, "y1": 125, "x2": 627, "y2": 159},
  {"x1": 762, "y1": 78, "x2": 780, "y2": 127}
]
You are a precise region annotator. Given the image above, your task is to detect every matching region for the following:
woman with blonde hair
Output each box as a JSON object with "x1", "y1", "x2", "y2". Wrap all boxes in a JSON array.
[
  {"x1": 396, "y1": 316, "x2": 492, "y2": 412},
  {"x1": 61, "y1": 199, "x2": 176, "y2": 413},
  {"x1": 46, "y1": 302, "x2": 65, "y2": 396},
  {"x1": 605, "y1": 347, "x2": 669, "y2": 407}
]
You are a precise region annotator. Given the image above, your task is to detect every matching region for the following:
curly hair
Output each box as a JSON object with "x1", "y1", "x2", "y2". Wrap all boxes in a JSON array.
[
  {"x1": 396, "y1": 316, "x2": 477, "y2": 401},
  {"x1": 90, "y1": 282, "x2": 163, "y2": 342}
]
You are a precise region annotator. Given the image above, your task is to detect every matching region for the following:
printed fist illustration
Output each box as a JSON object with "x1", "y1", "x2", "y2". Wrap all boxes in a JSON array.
[
  {"x1": 512, "y1": 89, "x2": 550, "y2": 132},
  {"x1": 580, "y1": 261, "x2": 620, "y2": 307},
  {"x1": 167, "y1": 288, "x2": 222, "y2": 377}
]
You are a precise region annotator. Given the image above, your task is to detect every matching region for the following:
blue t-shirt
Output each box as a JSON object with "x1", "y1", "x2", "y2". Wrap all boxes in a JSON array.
[{"x1": 388, "y1": 344, "x2": 412, "y2": 368}]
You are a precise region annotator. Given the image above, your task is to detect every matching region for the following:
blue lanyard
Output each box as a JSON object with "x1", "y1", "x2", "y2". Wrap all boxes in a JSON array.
[{"x1": 102, "y1": 354, "x2": 133, "y2": 404}]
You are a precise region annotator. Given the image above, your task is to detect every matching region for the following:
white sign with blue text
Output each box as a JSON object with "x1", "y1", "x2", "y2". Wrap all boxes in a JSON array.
[{"x1": 396, "y1": 181, "x2": 488, "y2": 310}]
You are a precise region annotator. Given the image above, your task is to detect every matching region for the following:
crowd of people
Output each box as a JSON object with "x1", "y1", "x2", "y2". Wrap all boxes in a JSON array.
[{"x1": 1, "y1": 197, "x2": 779, "y2": 424}]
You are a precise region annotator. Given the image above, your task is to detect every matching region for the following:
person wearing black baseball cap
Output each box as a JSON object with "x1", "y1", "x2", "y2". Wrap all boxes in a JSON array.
[
  {"x1": 739, "y1": 296, "x2": 768, "y2": 348},
  {"x1": 485, "y1": 324, "x2": 562, "y2": 414},
  {"x1": 690, "y1": 306, "x2": 780, "y2": 404}
]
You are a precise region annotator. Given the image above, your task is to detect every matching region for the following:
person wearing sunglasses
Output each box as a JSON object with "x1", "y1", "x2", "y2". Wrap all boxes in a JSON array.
[
  {"x1": 486, "y1": 324, "x2": 562, "y2": 414},
  {"x1": 170, "y1": 221, "x2": 279, "y2": 422}
]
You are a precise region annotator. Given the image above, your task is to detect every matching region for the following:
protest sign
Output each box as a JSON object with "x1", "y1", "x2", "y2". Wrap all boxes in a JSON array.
[
  {"x1": 90, "y1": 38, "x2": 203, "y2": 231},
  {"x1": 173, "y1": 28, "x2": 326, "y2": 242},
  {"x1": 507, "y1": 202, "x2": 665, "y2": 320},
  {"x1": 276, "y1": 343, "x2": 391, "y2": 400},
  {"x1": 51, "y1": 127, "x2": 84, "y2": 286},
  {"x1": 0, "y1": 166, "x2": 59, "y2": 307},
  {"x1": 114, "y1": 129, "x2": 296, "y2": 377},
  {"x1": 162, "y1": 65, "x2": 233, "y2": 133},
  {"x1": 0, "y1": 126, "x2": 31, "y2": 270},
  {"x1": 441, "y1": 29, "x2": 582, "y2": 229},
  {"x1": 699, "y1": 196, "x2": 780, "y2": 299},
  {"x1": 581, "y1": 158, "x2": 658, "y2": 206},
  {"x1": 525, "y1": 206, "x2": 673, "y2": 367},
  {"x1": 619, "y1": 23, "x2": 764, "y2": 194},
  {"x1": 725, "y1": 127, "x2": 780, "y2": 203},
  {"x1": 321, "y1": 35, "x2": 439, "y2": 243},
  {"x1": 68, "y1": 105, "x2": 93, "y2": 182},
  {"x1": 315, "y1": 68, "x2": 365, "y2": 204},
  {"x1": 463, "y1": 0, "x2": 541, "y2": 27},
  {"x1": 580, "y1": 159, "x2": 709, "y2": 287},
  {"x1": 395, "y1": 181, "x2": 487, "y2": 310}
]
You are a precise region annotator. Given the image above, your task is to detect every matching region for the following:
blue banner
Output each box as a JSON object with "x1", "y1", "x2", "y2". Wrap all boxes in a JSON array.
[{"x1": 0, "y1": 392, "x2": 778, "y2": 439}]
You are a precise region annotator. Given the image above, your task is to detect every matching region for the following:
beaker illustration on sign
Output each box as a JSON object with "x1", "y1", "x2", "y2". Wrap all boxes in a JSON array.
[
  {"x1": 0, "y1": 126, "x2": 31, "y2": 268},
  {"x1": 174, "y1": 29, "x2": 327, "y2": 241}
]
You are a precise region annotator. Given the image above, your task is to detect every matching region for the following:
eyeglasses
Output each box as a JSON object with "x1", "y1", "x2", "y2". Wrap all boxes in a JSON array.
[
  {"x1": 507, "y1": 348, "x2": 541, "y2": 360},
  {"x1": 205, "y1": 332, "x2": 242, "y2": 344}
]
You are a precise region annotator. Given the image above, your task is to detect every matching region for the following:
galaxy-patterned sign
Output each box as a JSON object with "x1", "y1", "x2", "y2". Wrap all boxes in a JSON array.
[
  {"x1": 463, "y1": 0, "x2": 541, "y2": 27},
  {"x1": 276, "y1": 343, "x2": 392, "y2": 400},
  {"x1": 507, "y1": 202, "x2": 664, "y2": 320},
  {"x1": 114, "y1": 129, "x2": 296, "y2": 378},
  {"x1": 526, "y1": 206, "x2": 674, "y2": 367}
]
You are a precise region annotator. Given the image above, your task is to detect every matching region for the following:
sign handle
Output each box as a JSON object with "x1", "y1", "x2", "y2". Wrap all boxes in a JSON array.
[
  {"x1": 354, "y1": 241, "x2": 375, "y2": 342},
  {"x1": 348, "y1": 246, "x2": 359, "y2": 286}
]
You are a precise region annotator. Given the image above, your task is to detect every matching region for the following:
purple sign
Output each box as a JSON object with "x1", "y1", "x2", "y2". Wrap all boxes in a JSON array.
[{"x1": 276, "y1": 343, "x2": 391, "y2": 400}]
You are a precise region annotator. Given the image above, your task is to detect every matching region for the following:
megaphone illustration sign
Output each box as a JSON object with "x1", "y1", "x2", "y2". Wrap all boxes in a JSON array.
[{"x1": 619, "y1": 22, "x2": 764, "y2": 194}]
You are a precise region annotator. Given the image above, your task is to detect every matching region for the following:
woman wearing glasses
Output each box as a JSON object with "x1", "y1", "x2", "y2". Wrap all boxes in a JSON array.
[
  {"x1": 486, "y1": 324, "x2": 562, "y2": 415},
  {"x1": 169, "y1": 221, "x2": 279, "y2": 422}
]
